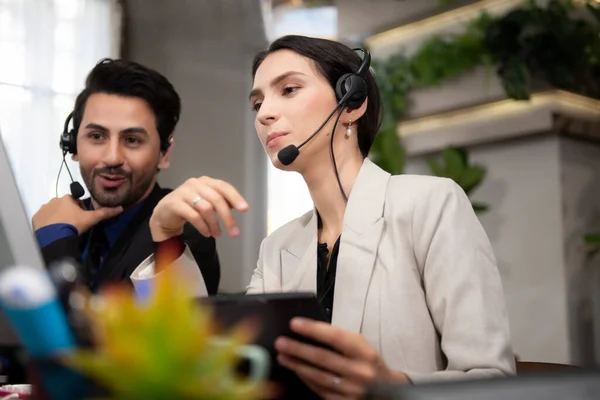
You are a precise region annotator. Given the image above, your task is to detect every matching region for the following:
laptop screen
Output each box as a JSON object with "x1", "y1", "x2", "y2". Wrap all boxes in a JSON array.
[{"x1": 0, "y1": 128, "x2": 45, "y2": 345}]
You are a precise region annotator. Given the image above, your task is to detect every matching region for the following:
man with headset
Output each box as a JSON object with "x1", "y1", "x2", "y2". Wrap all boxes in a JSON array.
[{"x1": 30, "y1": 58, "x2": 221, "y2": 295}]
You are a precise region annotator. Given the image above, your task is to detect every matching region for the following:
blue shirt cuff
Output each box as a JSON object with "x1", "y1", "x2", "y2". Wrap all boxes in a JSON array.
[{"x1": 35, "y1": 224, "x2": 78, "y2": 248}]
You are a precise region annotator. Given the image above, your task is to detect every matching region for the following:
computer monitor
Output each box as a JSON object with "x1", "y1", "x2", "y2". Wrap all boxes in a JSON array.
[
  {"x1": 0, "y1": 128, "x2": 46, "y2": 346},
  {"x1": 365, "y1": 371, "x2": 600, "y2": 400}
]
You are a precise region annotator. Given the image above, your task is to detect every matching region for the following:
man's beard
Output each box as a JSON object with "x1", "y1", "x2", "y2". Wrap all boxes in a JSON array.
[{"x1": 81, "y1": 165, "x2": 156, "y2": 208}]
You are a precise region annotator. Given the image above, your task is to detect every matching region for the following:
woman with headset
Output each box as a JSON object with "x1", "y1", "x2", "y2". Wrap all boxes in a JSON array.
[{"x1": 142, "y1": 35, "x2": 515, "y2": 398}]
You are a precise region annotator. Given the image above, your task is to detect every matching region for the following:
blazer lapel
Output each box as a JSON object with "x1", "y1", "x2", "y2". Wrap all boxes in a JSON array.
[
  {"x1": 281, "y1": 210, "x2": 318, "y2": 293},
  {"x1": 332, "y1": 159, "x2": 390, "y2": 333}
]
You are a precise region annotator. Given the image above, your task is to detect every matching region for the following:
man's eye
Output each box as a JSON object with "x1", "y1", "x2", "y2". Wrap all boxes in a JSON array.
[
  {"x1": 88, "y1": 132, "x2": 103, "y2": 140},
  {"x1": 125, "y1": 137, "x2": 141, "y2": 144}
]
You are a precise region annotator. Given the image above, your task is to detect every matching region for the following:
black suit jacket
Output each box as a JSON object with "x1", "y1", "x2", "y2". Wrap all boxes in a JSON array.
[{"x1": 40, "y1": 184, "x2": 220, "y2": 295}]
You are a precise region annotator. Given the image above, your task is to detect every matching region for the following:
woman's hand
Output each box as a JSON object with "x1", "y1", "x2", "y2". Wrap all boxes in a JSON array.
[
  {"x1": 275, "y1": 318, "x2": 409, "y2": 399},
  {"x1": 149, "y1": 176, "x2": 248, "y2": 241}
]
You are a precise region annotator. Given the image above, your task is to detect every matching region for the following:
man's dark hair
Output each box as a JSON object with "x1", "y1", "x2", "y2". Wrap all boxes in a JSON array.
[{"x1": 72, "y1": 58, "x2": 181, "y2": 151}]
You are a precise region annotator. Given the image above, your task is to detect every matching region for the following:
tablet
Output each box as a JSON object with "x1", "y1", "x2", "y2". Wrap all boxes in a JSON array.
[
  {"x1": 200, "y1": 292, "x2": 330, "y2": 349},
  {"x1": 199, "y1": 292, "x2": 329, "y2": 399}
]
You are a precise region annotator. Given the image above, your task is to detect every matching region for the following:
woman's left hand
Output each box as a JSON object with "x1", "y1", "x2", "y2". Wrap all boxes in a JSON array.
[{"x1": 275, "y1": 317, "x2": 409, "y2": 399}]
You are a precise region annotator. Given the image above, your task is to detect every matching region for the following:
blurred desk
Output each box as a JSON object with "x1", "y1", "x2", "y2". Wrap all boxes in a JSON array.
[{"x1": 517, "y1": 361, "x2": 582, "y2": 374}]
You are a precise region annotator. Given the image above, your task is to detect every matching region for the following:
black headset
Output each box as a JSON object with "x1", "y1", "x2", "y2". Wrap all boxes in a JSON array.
[
  {"x1": 335, "y1": 48, "x2": 371, "y2": 109},
  {"x1": 60, "y1": 111, "x2": 77, "y2": 154},
  {"x1": 56, "y1": 112, "x2": 84, "y2": 199}
]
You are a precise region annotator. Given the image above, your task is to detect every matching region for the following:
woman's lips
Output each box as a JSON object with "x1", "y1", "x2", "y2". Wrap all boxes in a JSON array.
[{"x1": 267, "y1": 132, "x2": 289, "y2": 148}]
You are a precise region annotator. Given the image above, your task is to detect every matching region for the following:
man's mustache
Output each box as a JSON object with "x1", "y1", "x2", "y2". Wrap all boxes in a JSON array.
[{"x1": 93, "y1": 167, "x2": 131, "y2": 179}]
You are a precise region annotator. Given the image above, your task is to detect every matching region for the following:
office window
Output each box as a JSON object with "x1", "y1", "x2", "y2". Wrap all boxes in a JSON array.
[
  {"x1": 261, "y1": 0, "x2": 338, "y2": 234},
  {"x1": 0, "y1": 0, "x2": 122, "y2": 218}
]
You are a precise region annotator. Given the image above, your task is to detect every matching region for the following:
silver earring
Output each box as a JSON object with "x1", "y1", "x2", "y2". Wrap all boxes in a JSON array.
[{"x1": 345, "y1": 119, "x2": 353, "y2": 138}]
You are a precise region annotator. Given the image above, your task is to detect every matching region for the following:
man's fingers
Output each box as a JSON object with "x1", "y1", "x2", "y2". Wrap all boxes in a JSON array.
[
  {"x1": 177, "y1": 202, "x2": 212, "y2": 238},
  {"x1": 174, "y1": 187, "x2": 218, "y2": 237},
  {"x1": 202, "y1": 177, "x2": 249, "y2": 212},
  {"x1": 185, "y1": 189, "x2": 221, "y2": 237},
  {"x1": 90, "y1": 206, "x2": 124, "y2": 223},
  {"x1": 189, "y1": 182, "x2": 239, "y2": 237},
  {"x1": 193, "y1": 198, "x2": 222, "y2": 237}
]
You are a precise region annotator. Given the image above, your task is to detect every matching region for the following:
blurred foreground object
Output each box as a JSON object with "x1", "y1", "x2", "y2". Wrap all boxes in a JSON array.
[{"x1": 65, "y1": 267, "x2": 271, "y2": 400}]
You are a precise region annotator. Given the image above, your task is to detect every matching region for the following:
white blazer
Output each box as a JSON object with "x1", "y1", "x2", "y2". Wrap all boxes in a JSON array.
[
  {"x1": 134, "y1": 158, "x2": 516, "y2": 383},
  {"x1": 246, "y1": 158, "x2": 515, "y2": 383}
]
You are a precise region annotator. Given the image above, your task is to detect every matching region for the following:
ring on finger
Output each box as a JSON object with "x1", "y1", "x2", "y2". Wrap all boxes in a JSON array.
[
  {"x1": 191, "y1": 195, "x2": 202, "y2": 206},
  {"x1": 331, "y1": 376, "x2": 342, "y2": 388}
]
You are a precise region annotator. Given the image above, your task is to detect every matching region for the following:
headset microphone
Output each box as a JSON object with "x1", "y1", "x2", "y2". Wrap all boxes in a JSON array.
[
  {"x1": 57, "y1": 112, "x2": 85, "y2": 200},
  {"x1": 278, "y1": 102, "x2": 344, "y2": 166},
  {"x1": 65, "y1": 164, "x2": 85, "y2": 200}
]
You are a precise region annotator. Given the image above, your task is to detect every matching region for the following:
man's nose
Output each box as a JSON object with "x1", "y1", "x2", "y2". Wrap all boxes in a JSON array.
[{"x1": 102, "y1": 137, "x2": 125, "y2": 167}]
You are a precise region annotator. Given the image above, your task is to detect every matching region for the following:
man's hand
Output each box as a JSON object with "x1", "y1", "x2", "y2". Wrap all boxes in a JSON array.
[
  {"x1": 149, "y1": 176, "x2": 248, "y2": 242},
  {"x1": 32, "y1": 195, "x2": 123, "y2": 234}
]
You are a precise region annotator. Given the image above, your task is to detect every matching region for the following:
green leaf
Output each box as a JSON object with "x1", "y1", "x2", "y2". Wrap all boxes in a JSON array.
[
  {"x1": 585, "y1": 234, "x2": 600, "y2": 260},
  {"x1": 472, "y1": 203, "x2": 489, "y2": 214},
  {"x1": 452, "y1": 147, "x2": 469, "y2": 164},
  {"x1": 369, "y1": 126, "x2": 405, "y2": 175},
  {"x1": 442, "y1": 147, "x2": 466, "y2": 181},
  {"x1": 427, "y1": 158, "x2": 445, "y2": 177},
  {"x1": 458, "y1": 166, "x2": 486, "y2": 195},
  {"x1": 498, "y1": 58, "x2": 531, "y2": 100},
  {"x1": 584, "y1": 234, "x2": 600, "y2": 245}
]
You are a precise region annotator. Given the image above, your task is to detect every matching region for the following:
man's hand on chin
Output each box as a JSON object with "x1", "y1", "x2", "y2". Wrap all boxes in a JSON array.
[{"x1": 32, "y1": 195, "x2": 123, "y2": 234}]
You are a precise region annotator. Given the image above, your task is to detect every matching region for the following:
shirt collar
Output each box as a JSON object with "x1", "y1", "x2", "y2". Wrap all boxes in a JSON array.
[{"x1": 88, "y1": 201, "x2": 144, "y2": 247}]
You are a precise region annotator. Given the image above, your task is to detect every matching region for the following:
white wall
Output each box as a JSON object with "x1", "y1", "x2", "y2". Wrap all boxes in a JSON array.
[
  {"x1": 405, "y1": 134, "x2": 573, "y2": 364},
  {"x1": 125, "y1": 0, "x2": 268, "y2": 293}
]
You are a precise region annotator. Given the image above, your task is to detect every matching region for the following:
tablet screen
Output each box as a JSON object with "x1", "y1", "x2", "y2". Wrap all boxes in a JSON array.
[
  {"x1": 201, "y1": 292, "x2": 328, "y2": 347},
  {"x1": 199, "y1": 292, "x2": 329, "y2": 399}
]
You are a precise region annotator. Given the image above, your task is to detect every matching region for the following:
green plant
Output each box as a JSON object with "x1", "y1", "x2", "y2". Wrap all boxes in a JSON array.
[
  {"x1": 585, "y1": 233, "x2": 600, "y2": 259},
  {"x1": 368, "y1": 0, "x2": 600, "y2": 211},
  {"x1": 427, "y1": 147, "x2": 489, "y2": 213},
  {"x1": 369, "y1": 13, "x2": 495, "y2": 206},
  {"x1": 483, "y1": 0, "x2": 600, "y2": 100}
]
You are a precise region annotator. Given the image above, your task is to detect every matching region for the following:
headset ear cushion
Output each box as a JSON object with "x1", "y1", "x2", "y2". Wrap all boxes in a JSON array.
[
  {"x1": 341, "y1": 74, "x2": 368, "y2": 109},
  {"x1": 61, "y1": 128, "x2": 77, "y2": 154},
  {"x1": 335, "y1": 73, "x2": 354, "y2": 102},
  {"x1": 335, "y1": 73, "x2": 368, "y2": 109},
  {"x1": 70, "y1": 129, "x2": 77, "y2": 154}
]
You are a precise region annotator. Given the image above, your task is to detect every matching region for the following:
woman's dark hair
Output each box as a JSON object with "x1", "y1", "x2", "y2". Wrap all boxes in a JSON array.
[
  {"x1": 72, "y1": 58, "x2": 181, "y2": 151},
  {"x1": 252, "y1": 35, "x2": 383, "y2": 158}
]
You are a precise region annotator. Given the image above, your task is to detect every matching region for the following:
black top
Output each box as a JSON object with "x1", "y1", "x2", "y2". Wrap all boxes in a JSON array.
[{"x1": 317, "y1": 236, "x2": 341, "y2": 323}]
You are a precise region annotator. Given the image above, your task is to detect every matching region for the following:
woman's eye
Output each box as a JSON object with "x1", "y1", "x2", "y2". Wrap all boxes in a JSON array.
[
  {"x1": 283, "y1": 86, "x2": 299, "y2": 95},
  {"x1": 252, "y1": 102, "x2": 262, "y2": 112}
]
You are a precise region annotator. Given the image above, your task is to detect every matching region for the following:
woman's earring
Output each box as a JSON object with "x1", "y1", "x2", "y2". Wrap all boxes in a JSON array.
[{"x1": 345, "y1": 119, "x2": 353, "y2": 138}]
